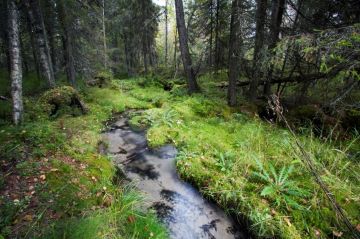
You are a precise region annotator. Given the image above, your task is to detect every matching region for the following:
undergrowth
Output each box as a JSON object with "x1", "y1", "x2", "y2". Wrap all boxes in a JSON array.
[
  {"x1": 0, "y1": 78, "x2": 167, "y2": 238},
  {"x1": 122, "y1": 74, "x2": 359, "y2": 239},
  {"x1": 1, "y1": 73, "x2": 359, "y2": 239}
]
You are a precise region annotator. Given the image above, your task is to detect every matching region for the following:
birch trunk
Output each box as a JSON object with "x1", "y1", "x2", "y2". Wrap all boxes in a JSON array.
[{"x1": 8, "y1": 0, "x2": 23, "y2": 125}]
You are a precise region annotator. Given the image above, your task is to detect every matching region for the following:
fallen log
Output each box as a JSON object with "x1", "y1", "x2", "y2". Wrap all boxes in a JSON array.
[{"x1": 217, "y1": 73, "x2": 325, "y2": 88}]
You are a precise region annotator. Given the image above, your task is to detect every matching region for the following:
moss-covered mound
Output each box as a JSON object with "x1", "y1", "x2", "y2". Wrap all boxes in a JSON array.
[
  {"x1": 87, "y1": 72, "x2": 113, "y2": 88},
  {"x1": 39, "y1": 86, "x2": 88, "y2": 118}
]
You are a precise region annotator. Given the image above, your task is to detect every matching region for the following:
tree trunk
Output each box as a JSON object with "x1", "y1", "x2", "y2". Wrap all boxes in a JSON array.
[
  {"x1": 165, "y1": 0, "x2": 168, "y2": 65},
  {"x1": 25, "y1": 15, "x2": 40, "y2": 79},
  {"x1": 25, "y1": 0, "x2": 55, "y2": 88},
  {"x1": 263, "y1": 0, "x2": 285, "y2": 96},
  {"x1": 102, "y1": 0, "x2": 107, "y2": 70},
  {"x1": 44, "y1": 0, "x2": 58, "y2": 76},
  {"x1": 209, "y1": 0, "x2": 214, "y2": 67},
  {"x1": 249, "y1": 0, "x2": 267, "y2": 100},
  {"x1": 215, "y1": 0, "x2": 221, "y2": 69},
  {"x1": 227, "y1": 0, "x2": 242, "y2": 106},
  {"x1": 57, "y1": 0, "x2": 76, "y2": 86},
  {"x1": 8, "y1": 0, "x2": 23, "y2": 125},
  {"x1": 174, "y1": 0, "x2": 200, "y2": 93}
]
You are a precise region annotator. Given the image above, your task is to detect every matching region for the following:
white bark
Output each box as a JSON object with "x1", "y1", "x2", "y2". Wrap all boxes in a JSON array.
[{"x1": 8, "y1": 0, "x2": 23, "y2": 125}]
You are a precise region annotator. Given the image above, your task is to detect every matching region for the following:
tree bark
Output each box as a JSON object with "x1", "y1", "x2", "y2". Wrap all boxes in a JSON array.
[
  {"x1": 214, "y1": 0, "x2": 221, "y2": 69},
  {"x1": 249, "y1": 0, "x2": 267, "y2": 100},
  {"x1": 263, "y1": 0, "x2": 286, "y2": 96},
  {"x1": 24, "y1": 0, "x2": 55, "y2": 88},
  {"x1": 174, "y1": 0, "x2": 200, "y2": 93},
  {"x1": 165, "y1": 0, "x2": 168, "y2": 65},
  {"x1": 208, "y1": 0, "x2": 214, "y2": 67},
  {"x1": 57, "y1": 0, "x2": 76, "y2": 86},
  {"x1": 25, "y1": 16, "x2": 40, "y2": 79},
  {"x1": 44, "y1": 0, "x2": 58, "y2": 76},
  {"x1": 227, "y1": 0, "x2": 242, "y2": 106},
  {"x1": 8, "y1": 0, "x2": 23, "y2": 125},
  {"x1": 102, "y1": 0, "x2": 107, "y2": 70}
]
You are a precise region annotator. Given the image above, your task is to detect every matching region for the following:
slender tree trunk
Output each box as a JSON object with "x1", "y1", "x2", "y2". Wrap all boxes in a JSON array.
[
  {"x1": 44, "y1": 0, "x2": 58, "y2": 76},
  {"x1": 57, "y1": 1, "x2": 76, "y2": 86},
  {"x1": 102, "y1": 0, "x2": 107, "y2": 70},
  {"x1": 227, "y1": 0, "x2": 242, "y2": 106},
  {"x1": 165, "y1": 0, "x2": 168, "y2": 65},
  {"x1": 209, "y1": 0, "x2": 214, "y2": 67},
  {"x1": 249, "y1": 0, "x2": 267, "y2": 100},
  {"x1": 214, "y1": 0, "x2": 221, "y2": 69},
  {"x1": 8, "y1": 0, "x2": 23, "y2": 125},
  {"x1": 25, "y1": 0, "x2": 55, "y2": 87},
  {"x1": 19, "y1": 34, "x2": 29, "y2": 74},
  {"x1": 263, "y1": 0, "x2": 285, "y2": 96},
  {"x1": 174, "y1": 28, "x2": 177, "y2": 71},
  {"x1": 174, "y1": 0, "x2": 200, "y2": 93},
  {"x1": 25, "y1": 16, "x2": 40, "y2": 79}
]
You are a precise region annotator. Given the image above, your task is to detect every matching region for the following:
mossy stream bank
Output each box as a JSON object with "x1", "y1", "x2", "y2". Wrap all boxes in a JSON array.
[{"x1": 103, "y1": 112, "x2": 249, "y2": 239}]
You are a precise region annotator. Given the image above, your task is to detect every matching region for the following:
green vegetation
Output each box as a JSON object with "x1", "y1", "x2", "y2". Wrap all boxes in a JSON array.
[
  {"x1": 1, "y1": 74, "x2": 359, "y2": 238},
  {"x1": 124, "y1": 75, "x2": 359, "y2": 239},
  {"x1": 0, "y1": 78, "x2": 167, "y2": 238}
]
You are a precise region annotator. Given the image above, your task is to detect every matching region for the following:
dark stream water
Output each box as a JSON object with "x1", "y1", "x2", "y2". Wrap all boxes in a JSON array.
[{"x1": 103, "y1": 114, "x2": 248, "y2": 239}]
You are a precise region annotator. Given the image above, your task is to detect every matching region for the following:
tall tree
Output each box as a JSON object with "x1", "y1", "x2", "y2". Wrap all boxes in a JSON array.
[
  {"x1": 227, "y1": 0, "x2": 242, "y2": 106},
  {"x1": 8, "y1": 0, "x2": 23, "y2": 125},
  {"x1": 214, "y1": 0, "x2": 221, "y2": 69},
  {"x1": 102, "y1": 0, "x2": 107, "y2": 70},
  {"x1": 248, "y1": 0, "x2": 267, "y2": 100},
  {"x1": 263, "y1": 0, "x2": 285, "y2": 96},
  {"x1": 174, "y1": 0, "x2": 200, "y2": 93},
  {"x1": 164, "y1": 0, "x2": 168, "y2": 65},
  {"x1": 56, "y1": 0, "x2": 76, "y2": 86},
  {"x1": 24, "y1": 0, "x2": 55, "y2": 87}
]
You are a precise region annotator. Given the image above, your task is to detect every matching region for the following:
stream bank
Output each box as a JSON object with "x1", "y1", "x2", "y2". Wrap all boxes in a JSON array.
[{"x1": 103, "y1": 112, "x2": 249, "y2": 239}]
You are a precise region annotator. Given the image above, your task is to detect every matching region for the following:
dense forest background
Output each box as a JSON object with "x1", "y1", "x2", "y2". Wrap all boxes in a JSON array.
[{"x1": 0, "y1": 0, "x2": 359, "y2": 238}]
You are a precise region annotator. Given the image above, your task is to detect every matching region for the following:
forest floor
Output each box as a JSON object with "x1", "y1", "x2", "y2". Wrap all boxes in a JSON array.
[{"x1": 0, "y1": 73, "x2": 359, "y2": 239}]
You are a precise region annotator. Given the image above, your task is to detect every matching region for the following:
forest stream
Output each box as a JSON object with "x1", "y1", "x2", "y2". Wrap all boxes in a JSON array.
[{"x1": 103, "y1": 112, "x2": 248, "y2": 239}]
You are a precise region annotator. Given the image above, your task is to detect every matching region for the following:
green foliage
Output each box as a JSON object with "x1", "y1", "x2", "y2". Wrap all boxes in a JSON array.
[
  {"x1": 214, "y1": 151, "x2": 235, "y2": 173},
  {"x1": 251, "y1": 160, "x2": 309, "y2": 210}
]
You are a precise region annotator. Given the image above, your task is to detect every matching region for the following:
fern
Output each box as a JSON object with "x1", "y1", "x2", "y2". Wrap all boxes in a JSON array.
[{"x1": 252, "y1": 160, "x2": 309, "y2": 210}]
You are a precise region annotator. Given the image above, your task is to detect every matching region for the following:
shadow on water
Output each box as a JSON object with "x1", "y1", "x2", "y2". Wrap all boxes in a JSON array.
[{"x1": 103, "y1": 113, "x2": 252, "y2": 239}]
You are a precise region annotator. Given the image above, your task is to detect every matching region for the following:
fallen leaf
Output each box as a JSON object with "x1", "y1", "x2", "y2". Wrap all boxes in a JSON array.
[
  {"x1": 314, "y1": 229, "x2": 321, "y2": 237},
  {"x1": 333, "y1": 230, "x2": 343, "y2": 237},
  {"x1": 39, "y1": 175, "x2": 46, "y2": 180},
  {"x1": 50, "y1": 168, "x2": 59, "y2": 172},
  {"x1": 23, "y1": 215, "x2": 33, "y2": 222}
]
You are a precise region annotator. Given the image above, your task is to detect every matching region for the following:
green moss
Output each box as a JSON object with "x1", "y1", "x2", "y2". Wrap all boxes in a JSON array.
[{"x1": 38, "y1": 86, "x2": 88, "y2": 118}]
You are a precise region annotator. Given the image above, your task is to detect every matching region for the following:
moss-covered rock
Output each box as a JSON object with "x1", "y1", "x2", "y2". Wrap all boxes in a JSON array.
[{"x1": 39, "y1": 86, "x2": 88, "y2": 118}]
